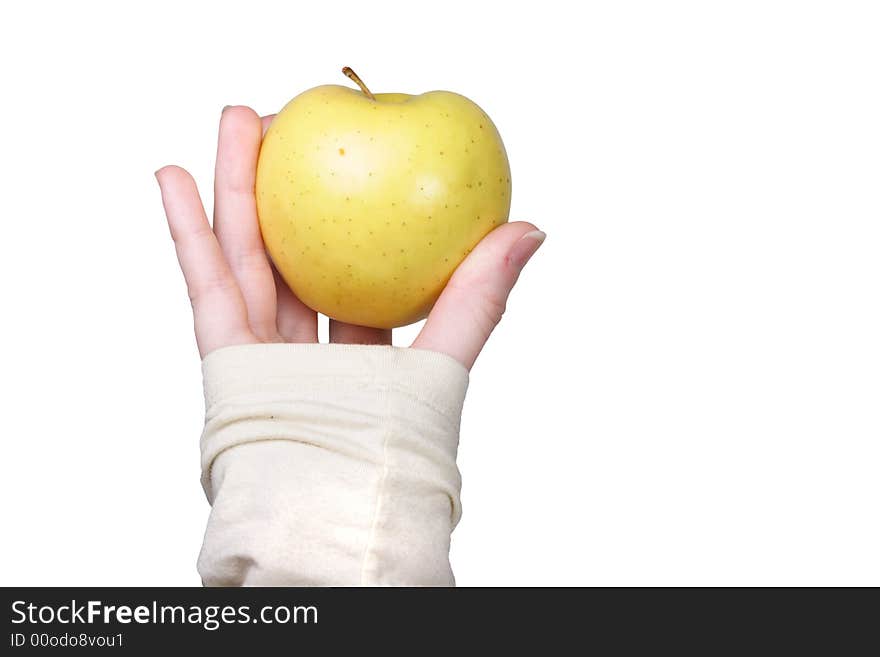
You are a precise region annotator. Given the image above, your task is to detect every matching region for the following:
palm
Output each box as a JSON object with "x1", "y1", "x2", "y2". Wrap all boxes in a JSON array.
[{"x1": 157, "y1": 105, "x2": 542, "y2": 369}]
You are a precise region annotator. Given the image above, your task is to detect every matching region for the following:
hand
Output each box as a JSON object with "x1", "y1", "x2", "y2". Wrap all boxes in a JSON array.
[{"x1": 156, "y1": 106, "x2": 544, "y2": 370}]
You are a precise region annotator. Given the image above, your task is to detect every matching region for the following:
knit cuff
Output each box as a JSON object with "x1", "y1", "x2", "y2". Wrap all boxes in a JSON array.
[{"x1": 199, "y1": 343, "x2": 469, "y2": 503}]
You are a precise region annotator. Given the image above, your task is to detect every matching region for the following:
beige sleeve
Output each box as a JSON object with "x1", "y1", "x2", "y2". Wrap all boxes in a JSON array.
[{"x1": 196, "y1": 343, "x2": 469, "y2": 587}]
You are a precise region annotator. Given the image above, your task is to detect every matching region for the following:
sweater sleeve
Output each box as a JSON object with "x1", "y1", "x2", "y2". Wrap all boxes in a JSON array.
[{"x1": 196, "y1": 343, "x2": 469, "y2": 587}]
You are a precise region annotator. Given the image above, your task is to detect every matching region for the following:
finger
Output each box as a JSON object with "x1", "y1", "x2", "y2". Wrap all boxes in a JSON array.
[
  {"x1": 213, "y1": 105, "x2": 279, "y2": 341},
  {"x1": 156, "y1": 165, "x2": 255, "y2": 357},
  {"x1": 411, "y1": 222, "x2": 545, "y2": 370},
  {"x1": 329, "y1": 320, "x2": 392, "y2": 345},
  {"x1": 273, "y1": 266, "x2": 318, "y2": 343},
  {"x1": 261, "y1": 114, "x2": 276, "y2": 137}
]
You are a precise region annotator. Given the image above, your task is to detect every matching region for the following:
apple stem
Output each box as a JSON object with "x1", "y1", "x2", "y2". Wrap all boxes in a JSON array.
[{"x1": 342, "y1": 66, "x2": 376, "y2": 101}]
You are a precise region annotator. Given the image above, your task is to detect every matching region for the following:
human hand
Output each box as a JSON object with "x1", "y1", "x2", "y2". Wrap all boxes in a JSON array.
[{"x1": 156, "y1": 106, "x2": 544, "y2": 369}]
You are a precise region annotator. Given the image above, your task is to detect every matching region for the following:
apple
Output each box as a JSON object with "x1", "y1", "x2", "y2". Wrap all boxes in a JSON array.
[{"x1": 255, "y1": 67, "x2": 511, "y2": 328}]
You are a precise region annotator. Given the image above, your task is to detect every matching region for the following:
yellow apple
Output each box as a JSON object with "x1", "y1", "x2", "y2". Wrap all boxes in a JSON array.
[{"x1": 255, "y1": 68, "x2": 511, "y2": 329}]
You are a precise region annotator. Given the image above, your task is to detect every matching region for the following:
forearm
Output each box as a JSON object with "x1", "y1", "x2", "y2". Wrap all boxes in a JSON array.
[{"x1": 197, "y1": 343, "x2": 468, "y2": 586}]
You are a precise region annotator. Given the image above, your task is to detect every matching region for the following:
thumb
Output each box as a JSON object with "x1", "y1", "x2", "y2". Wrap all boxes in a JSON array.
[{"x1": 411, "y1": 221, "x2": 545, "y2": 370}]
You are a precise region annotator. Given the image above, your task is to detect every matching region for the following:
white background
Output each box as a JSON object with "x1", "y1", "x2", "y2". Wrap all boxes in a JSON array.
[{"x1": 1, "y1": 1, "x2": 878, "y2": 586}]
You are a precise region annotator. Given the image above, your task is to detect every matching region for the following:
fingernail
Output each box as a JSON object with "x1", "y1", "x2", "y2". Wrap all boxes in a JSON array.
[
  {"x1": 222, "y1": 105, "x2": 232, "y2": 114},
  {"x1": 508, "y1": 230, "x2": 546, "y2": 269}
]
